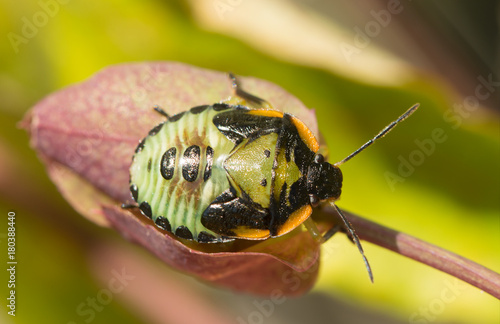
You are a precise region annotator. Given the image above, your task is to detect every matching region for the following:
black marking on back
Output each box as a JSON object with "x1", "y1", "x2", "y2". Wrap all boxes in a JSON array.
[
  {"x1": 148, "y1": 123, "x2": 164, "y2": 136},
  {"x1": 130, "y1": 184, "x2": 138, "y2": 201},
  {"x1": 147, "y1": 159, "x2": 152, "y2": 172},
  {"x1": 202, "y1": 187, "x2": 271, "y2": 236},
  {"x1": 212, "y1": 109, "x2": 282, "y2": 145},
  {"x1": 203, "y1": 146, "x2": 214, "y2": 181},
  {"x1": 155, "y1": 216, "x2": 171, "y2": 232},
  {"x1": 135, "y1": 139, "x2": 146, "y2": 153},
  {"x1": 268, "y1": 114, "x2": 315, "y2": 236},
  {"x1": 260, "y1": 178, "x2": 267, "y2": 187},
  {"x1": 197, "y1": 231, "x2": 217, "y2": 243},
  {"x1": 213, "y1": 103, "x2": 232, "y2": 111},
  {"x1": 175, "y1": 226, "x2": 193, "y2": 240},
  {"x1": 285, "y1": 147, "x2": 292, "y2": 162},
  {"x1": 190, "y1": 105, "x2": 209, "y2": 114},
  {"x1": 161, "y1": 147, "x2": 176, "y2": 180},
  {"x1": 182, "y1": 145, "x2": 201, "y2": 182},
  {"x1": 139, "y1": 201, "x2": 152, "y2": 219},
  {"x1": 264, "y1": 149, "x2": 271, "y2": 158},
  {"x1": 169, "y1": 111, "x2": 185, "y2": 122}
]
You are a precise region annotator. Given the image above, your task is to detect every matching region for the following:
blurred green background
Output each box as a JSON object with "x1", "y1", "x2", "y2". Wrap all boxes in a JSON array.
[{"x1": 1, "y1": 0, "x2": 499, "y2": 323}]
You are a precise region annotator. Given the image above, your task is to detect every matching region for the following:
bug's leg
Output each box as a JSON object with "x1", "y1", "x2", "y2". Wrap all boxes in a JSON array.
[
  {"x1": 322, "y1": 223, "x2": 341, "y2": 242},
  {"x1": 225, "y1": 73, "x2": 275, "y2": 110},
  {"x1": 121, "y1": 203, "x2": 138, "y2": 209},
  {"x1": 303, "y1": 217, "x2": 324, "y2": 243},
  {"x1": 153, "y1": 105, "x2": 170, "y2": 119}
]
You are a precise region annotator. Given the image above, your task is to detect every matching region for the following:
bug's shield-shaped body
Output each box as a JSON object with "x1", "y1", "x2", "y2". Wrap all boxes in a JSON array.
[{"x1": 129, "y1": 103, "x2": 322, "y2": 243}]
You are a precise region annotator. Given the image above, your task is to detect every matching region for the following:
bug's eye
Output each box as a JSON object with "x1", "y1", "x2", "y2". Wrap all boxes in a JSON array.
[
  {"x1": 309, "y1": 194, "x2": 320, "y2": 207},
  {"x1": 314, "y1": 154, "x2": 324, "y2": 164}
]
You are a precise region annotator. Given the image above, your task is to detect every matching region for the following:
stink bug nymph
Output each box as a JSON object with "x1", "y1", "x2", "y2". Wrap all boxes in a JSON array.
[{"x1": 124, "y1": 73, "x2": 418, "y2": 282}]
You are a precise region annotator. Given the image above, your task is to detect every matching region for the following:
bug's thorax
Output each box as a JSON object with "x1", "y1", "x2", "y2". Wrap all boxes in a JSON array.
[{"x1": 223, "y1": 133, "x2": 277, "y2": 208}]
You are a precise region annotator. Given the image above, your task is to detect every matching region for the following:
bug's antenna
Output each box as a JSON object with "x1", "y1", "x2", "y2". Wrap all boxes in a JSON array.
[
  {"x1": 334, "y1": 103, "x2": 419, "y2": 167},
  {"x1": 331, "y1": 202, "x2": 374, "y2": 283}
]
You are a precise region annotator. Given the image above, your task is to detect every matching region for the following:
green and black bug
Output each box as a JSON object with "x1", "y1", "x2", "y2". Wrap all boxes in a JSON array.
[{"x1": 124, "y1": 73, "x2": 418, "y2": 282}]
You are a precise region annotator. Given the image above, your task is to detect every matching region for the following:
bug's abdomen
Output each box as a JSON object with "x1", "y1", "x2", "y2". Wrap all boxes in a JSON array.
[{"x1": 129, "y1": 105, "x2": 235, "y2": 242}]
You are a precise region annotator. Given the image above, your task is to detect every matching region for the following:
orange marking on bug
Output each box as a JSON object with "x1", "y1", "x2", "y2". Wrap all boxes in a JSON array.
[
  {"x1": 233, "y1": 227, "x2": 270, "y2": 239},
  {"x1": 276, "y1": 204, "x2": 313, "y2": 236},
  {"x1": 290, "y1": 116, "x2": 319, "y2": 153},
  {"x1": 247, "y1": 109, "x2": 284, "y2": 118}
]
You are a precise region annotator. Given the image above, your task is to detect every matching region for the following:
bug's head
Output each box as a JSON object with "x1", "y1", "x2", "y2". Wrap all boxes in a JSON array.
[{"x1": 307, "y1": 153, "x2": 343, "y2": 206}]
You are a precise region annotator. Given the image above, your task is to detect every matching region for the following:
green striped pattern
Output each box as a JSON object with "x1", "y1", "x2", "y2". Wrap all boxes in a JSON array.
[{"x1": 130, "y1": 106, "x2": 235, "y2": 241}]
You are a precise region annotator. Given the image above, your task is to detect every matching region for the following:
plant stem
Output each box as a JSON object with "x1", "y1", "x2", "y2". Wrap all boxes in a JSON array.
[{"x1": 319, "y1": 206, "x2": 500, "y2": 299}]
